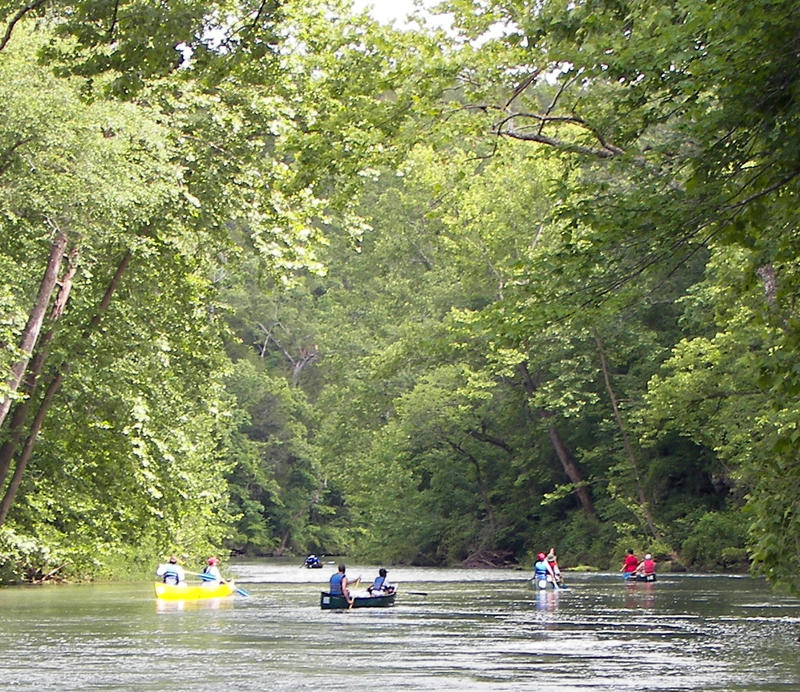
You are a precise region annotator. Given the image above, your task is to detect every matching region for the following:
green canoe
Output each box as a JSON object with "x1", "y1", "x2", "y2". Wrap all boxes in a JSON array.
[{"x1": 320, "y1": 591, "x2": 396, "y2": 610}]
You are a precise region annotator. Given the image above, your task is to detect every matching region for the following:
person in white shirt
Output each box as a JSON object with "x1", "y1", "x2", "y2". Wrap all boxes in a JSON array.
[
  {"x1": 367, "y1": 567, "x2": 394, "y2": 596},
  {"x1": 155, "y1": 555, "x2": 186, "y2": 585},
  {"x1": 202, "y1": 556, "x2": 223, "y2": 585}
]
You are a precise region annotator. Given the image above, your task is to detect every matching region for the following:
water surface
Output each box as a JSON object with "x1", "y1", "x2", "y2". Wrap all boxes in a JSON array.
[{"x1": 1, "y1": 561, "x2": 798, "y2": 690}]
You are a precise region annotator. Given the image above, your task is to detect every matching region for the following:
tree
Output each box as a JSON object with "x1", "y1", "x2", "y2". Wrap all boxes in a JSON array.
[{"x1": 438, "y1": 0, "x2": 800, "y2": 587}]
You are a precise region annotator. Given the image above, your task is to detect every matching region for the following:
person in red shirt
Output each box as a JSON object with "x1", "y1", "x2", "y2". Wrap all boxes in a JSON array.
[
  {"x1": 636, "y1": 553, "x2": 656, "y2": 581},
  {"x1": 620, "y1": 549, "x2": 639, "y2": 579}
]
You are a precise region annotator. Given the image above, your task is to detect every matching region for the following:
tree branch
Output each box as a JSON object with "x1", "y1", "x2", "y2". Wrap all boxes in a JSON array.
[
  {"x1": 0, "y1": 0, "x2": 48, "y2": 52},
  {"x1": 0, "y1": 137, "x2": 35, "y2": 176},
  {"x1": 107, "y1": 0, "x2": 120, "y2": 40}
]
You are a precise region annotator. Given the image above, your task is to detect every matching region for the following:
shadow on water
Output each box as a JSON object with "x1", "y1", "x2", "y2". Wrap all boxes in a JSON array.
[{"x1": 1, "y1": 564, "x2": 799, "y2": 691}]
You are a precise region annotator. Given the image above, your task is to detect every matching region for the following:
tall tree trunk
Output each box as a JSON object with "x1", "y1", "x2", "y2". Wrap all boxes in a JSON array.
[
  {"x1": 0, "y1": 245, "x2": 78, "y2": 489},
  {"x1": 593, "y1": 330, "x2": 679, "y2": 562},
  {"x1": 0, "y1": 369, "x2": 59, "y2": 524},
  {"x1": 0, "y1": 252, "x2": 130, "y2": 527},
  {"x1": 449, "y1": 439, "x2": 498, "y2": 535},
  {"x1": 517, "y1": 361, "x2": 596, "y2": 517},
  {"x1": 545, "y1": 423, "x2": 596, "y2": 517},
  {"x1": 0, "y1": 226, "x2": 68, "y2": 429}
]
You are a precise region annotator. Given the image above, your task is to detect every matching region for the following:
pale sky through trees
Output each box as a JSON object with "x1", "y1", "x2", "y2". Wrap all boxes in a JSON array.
[
  {"x1": 351, "y1": 0, "x2": 447, "y2": 27},
  {"x1": 352, "y1": 0, "x2": 418, "y2": 23}
]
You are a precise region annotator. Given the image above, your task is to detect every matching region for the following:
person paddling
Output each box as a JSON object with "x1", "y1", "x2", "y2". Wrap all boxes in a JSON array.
[
  {"x1": 636, "y1": 553, "x2": 657, "y2": 582},
  {"x1": 201, "y1": 556, "x2": 223, "y2": 586},
  {"x1": 620, "y1": 549, "x2": 639, "y2": 579},
  {"x1": 546, "y1": 547, "x2": 563, "y2": 586},
  {"x1": 304, "y1": 554, "x2": 322, "y2": 568},
  {"x1": 329, "y1": 563, "x2": 353, "y2": 605},
  {"x1": 367, "y1": 567, "x2": 395, "y2": 596},
  {"x1": 155, "y1": 555, "x2": 186, "y2": 586}
]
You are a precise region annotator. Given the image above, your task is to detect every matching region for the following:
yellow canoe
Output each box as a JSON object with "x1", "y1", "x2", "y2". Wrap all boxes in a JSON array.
[{"x1": 154, "y1": 581, "x2": 237, "y2": 601}]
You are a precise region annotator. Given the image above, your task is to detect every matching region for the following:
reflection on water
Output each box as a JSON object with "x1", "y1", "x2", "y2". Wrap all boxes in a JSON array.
[
  {"x1": 534, "y1": 586, "x2": 560, "y2": 612},
  {"x1": 155, "y1": 597, "x2": 233, "y2": 613},
  {"x1": 623, "y1": 580, "x2": 656, "y2": 610},
  {"x1": 1, "y1": 564, "x2": 799, "y2": 691}
]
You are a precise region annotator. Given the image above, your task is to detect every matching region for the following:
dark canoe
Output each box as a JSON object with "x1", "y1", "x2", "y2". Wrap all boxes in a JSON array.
[
  {"x1": 623, "y1": 573, "x2": 657, "y2": 582},
  {"x1": 320, "y1": 591, "x2": 397, "y2": 610}
]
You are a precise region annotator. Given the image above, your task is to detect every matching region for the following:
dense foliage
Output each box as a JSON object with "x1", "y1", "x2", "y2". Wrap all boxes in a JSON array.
[{"x1": 1, "y1": 0, "x2": 798, "y2": 591}]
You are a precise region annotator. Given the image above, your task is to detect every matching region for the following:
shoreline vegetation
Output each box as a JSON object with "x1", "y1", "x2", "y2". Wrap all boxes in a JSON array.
[{"x1": 0, "y1": 552, "x2": 749, "y2": 586}]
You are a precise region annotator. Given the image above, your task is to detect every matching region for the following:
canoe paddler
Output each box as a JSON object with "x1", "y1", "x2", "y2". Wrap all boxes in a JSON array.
[
  {"x1": 201, "y1": 556, "x2": 223, "y2": 586},
  {"x1": 636, "y1": 553, "x2": 656, "y2": 581},
  {"x1": 329, "y1": 563, "x2": 352, "y2": 605},
  {"x1": 367, "y1": 568, "x2": 395, "y2": 596},
  {"x1": 533, "y1": 552, "x2": 557, "y2": 588},
  {"x1": 156, "y1": 555, "x2": 186, "y2": 586},
  {"x1": 546, "y1": 547, "x2": 563, "y2": 586}
]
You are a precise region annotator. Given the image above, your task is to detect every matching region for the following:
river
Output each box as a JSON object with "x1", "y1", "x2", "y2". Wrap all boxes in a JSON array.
[{"x1": 1, "y1": 560, "x2": 798, "y2": 690}]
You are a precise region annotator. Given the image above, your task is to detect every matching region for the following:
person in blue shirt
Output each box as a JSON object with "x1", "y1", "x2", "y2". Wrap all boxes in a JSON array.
[
  {"x1": 304, "y1": 555, "x2": 323, "y2": 568},
  {"x1": 533, "y1": 552, "x2": 557, "y2": 589},
  {"x1": 329, "y1": 563, "x2": 352, "y2": 604},
  {"x1": 367, "y1": 567, "x2": 395, "y2": 596}
]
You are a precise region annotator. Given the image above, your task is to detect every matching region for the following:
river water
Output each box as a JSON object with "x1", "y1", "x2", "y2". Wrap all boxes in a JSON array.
[{"x1": 1, "y1": 561, "x2": 799, "y2": 691}]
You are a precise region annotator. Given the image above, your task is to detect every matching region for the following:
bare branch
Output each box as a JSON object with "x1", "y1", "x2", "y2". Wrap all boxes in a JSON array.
[
  {"x1": 0, "y1": 137, "x2": 35, "y2": 176},
  {"x1": 540, "y1": 71, "x2": 580, "y2": 133},
  {"x1": 256, "y1": 322, "x2": 294, "y2": 362},
  {"x1": 721, "y1": 168, "x2": 800, "y2": 213},
  {"x1": 494, "y1": 110, "x2": 625, "y2": 158},
  {"x1": 501, "y1": 127, "x2": 619, "y2": 158},
  {"x1": 107, "y1": 0, "x2": 120, "y2": 40},
  {"x1": 504, "y1": 71, "x2": 540, "y2": 110},
  {"x1": 0, "y1": 0, "x2": 48, "y2": 52}
]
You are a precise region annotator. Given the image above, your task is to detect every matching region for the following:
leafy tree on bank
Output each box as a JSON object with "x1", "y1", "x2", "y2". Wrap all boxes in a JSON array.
[
  {"x1": 0, "y1": 1, "x2": 459, "y2": 578},
  {"x1": 433, "y1": 0, "x2": 798, "y2": 587},
  {"x1": 302, "y1": 133, "x2": 727, "y2": 569},
  {"x1": 0, "y1": 3, "x2": 340, "y2": 578},
  {"x1": 0, "y1": 32, "x2": 243, "y2": 579}
]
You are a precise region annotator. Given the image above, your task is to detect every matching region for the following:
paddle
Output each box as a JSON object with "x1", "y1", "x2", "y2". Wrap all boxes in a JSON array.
[
  {"x1": 192, "y1": 571, "x2": 249, "y2": 597},
  {"x1": 347, "y1": 576, "x2": 361, "y2": 609},
  {"x1": 405, "y1": 591, "x2": 427, "y2": 596}
]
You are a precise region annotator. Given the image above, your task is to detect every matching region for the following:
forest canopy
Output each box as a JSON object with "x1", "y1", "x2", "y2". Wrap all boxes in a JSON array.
[{"x1": 1, "y1": 0, "x2": 799, "y2": 592}]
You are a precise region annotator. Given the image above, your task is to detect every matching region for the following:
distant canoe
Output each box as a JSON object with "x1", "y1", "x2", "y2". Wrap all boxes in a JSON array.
[
  {"x1": 154, "y1": 581, "x2": 237, "y2": 601},
  {"x1": 320, "y1": 591, "x2": 396, "y2": 610},
  {"x1": 623, "y1": 573, "x2": 656, "y2": 582}
]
